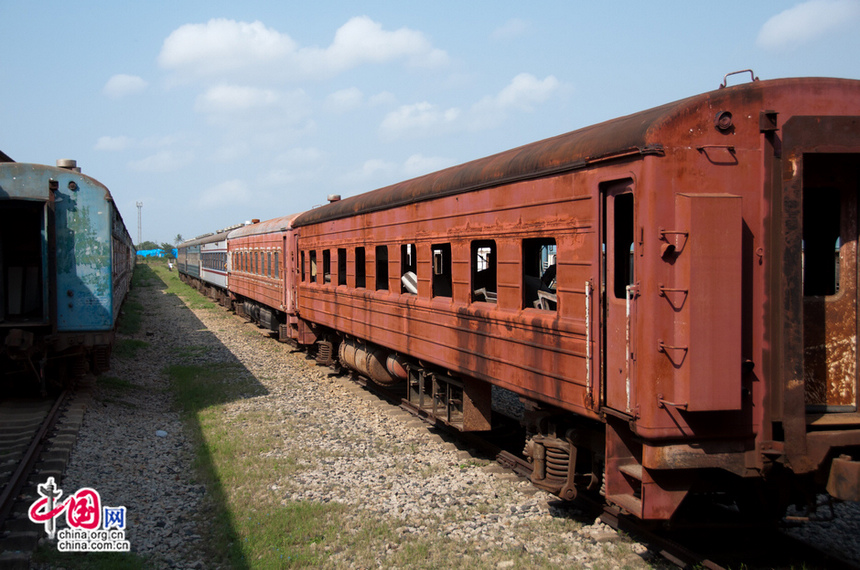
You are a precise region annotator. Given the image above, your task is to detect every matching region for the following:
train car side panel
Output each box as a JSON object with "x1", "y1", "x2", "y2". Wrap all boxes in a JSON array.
[{"x1": 54, "y1": 172, "x2": 115, "y2": 331}]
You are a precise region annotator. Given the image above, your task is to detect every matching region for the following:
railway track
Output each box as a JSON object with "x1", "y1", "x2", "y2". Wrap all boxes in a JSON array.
[
  {"x1": 341, "y1": 367, "x2": 860, "y2": 570},
  {"x1": 0, "y1": 379, "x2": 93, "y2": 568}
]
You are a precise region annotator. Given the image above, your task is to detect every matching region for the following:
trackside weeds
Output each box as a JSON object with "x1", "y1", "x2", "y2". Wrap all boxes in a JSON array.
[{"x1": 33, "y1": 260, "x2": 662, "y2": 569}]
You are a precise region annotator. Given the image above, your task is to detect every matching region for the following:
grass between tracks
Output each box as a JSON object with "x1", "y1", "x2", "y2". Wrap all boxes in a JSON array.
[
  {"x1": 153, "y1": 260, "x2": 348, "y2": 568},
  {"x1": 34, "y1": 260, "x2": 635, "y2": 569},
  {"x1": 89, "y1": 260, "x2": 629, "y2": 569}
]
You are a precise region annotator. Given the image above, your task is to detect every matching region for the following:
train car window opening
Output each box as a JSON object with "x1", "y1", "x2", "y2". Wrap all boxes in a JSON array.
[
  {"x1": 309, "y1": 250, "x2": 317, "y2": 283},
  {"x1": 0, "y1": 201, "x2": 44, "y2": 320},
  {"x1": 401, "y1": 244, "x2": 417, "y2": 295},
  {"x1": 337, "y1": 248, "x2": 347, "y2": 286},
  {"x1": 375, "y1": 245, "x2": 389, "y2": 290},
  {"x1": 274, "y1": 252, "x2": 279, "y2": 279},
  {"x1": 803, "y1": 187, "x2": 842, "y2": 296},
  {"x1": 300, "y1": 251, "x2": 305, "y2": 282},
  {"x1": 523, "y1": 238, "x2": 557, "y2": 310},
  {"x1": 355, "y1": 247, "x2": 366, "y2": 288},
  {"x1": 322, "y1": 249, "x2": 331, "y2": 283},
  {"x1": 266, "y1": 252, "x2": 271, "y2": 277},
  {"x1": 471, "y1": 240, "x2": 497, "y2": 303},
  {"x1": 323, "y1": 250, "x2": 332, "y2": 284},
  {"x1": 613, "y1": 193, "x2": 635, "y2": 299},
  {"x1": 432, "y1": 243, "x2": 453, "y2": 298}
]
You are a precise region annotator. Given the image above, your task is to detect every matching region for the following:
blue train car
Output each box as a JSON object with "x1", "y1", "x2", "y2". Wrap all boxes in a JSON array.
[{"x1": 0, "y1": 157, "x2": 134, "y2": 390}]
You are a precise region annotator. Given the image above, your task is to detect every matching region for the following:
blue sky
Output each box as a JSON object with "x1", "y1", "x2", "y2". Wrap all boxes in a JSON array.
[{"x1": 2, "y1": 1, "x2": 859, "y2": 245}]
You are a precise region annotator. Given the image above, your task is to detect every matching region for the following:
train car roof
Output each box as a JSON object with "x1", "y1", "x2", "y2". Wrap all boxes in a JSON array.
[
  {"x1": 292, "y1": 77, "x2": 860, "y2": 228},
  {"x1": 227, "y1": 213, "x2": 301, "y2": 239},
  {"x1": 0, "y1": 162, "x2": 130, "y2": 242},
  {"x1": 178, "y1": 227, "x2": 237, "y2": 248}
]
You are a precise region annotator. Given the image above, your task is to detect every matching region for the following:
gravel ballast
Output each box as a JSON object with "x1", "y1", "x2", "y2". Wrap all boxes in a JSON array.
[{"x1": 34, "y1": 264, "x2": 860, "y2": 568}]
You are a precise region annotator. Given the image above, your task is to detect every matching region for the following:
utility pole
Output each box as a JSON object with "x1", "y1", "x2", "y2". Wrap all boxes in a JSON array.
[{"x1": 136, "y1": 201, "x2": 143, "y2": 246}]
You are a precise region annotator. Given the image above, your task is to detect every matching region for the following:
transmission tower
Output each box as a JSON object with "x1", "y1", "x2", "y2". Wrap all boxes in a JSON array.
[{"x1": 136, "y1": 201, "x2": 143, "y2": 245}]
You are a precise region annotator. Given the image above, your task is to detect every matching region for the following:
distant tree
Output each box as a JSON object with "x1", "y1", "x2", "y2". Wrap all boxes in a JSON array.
[
  {"x1": 160, "y1": 242, "x2": 176, "y2": 259},
  {"x1": 137, "y1": 240, "x2": 159, "y2": 250},
  {"x1": 174, "y1": 234, "x2": 183, "y2": 245}
]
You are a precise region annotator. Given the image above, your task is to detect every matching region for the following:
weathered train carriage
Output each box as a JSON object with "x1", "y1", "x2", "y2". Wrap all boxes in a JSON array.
[
  {"x1": 177, "y1": 229, "x2": 233, "y2": 306},
  {"x1": 292, "y1": 76, "x2": 860, "y2": 521},
  {"x1": 227, "y1": 215, "x2": 300, "y2": 334},
  {"x1": 177, "y1": 239, "x2": 200, "y2": 279},
  {"x1": 0, "y1": 158, "x2": 134, "y2": 388}
]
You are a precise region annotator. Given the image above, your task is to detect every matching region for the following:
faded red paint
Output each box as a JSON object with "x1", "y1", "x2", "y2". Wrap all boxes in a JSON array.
[
  {"x1": 278, "y1": 78, "x2": 860, "y2": 520},
  {"x1": 227, "y1": 214, "x2": 300, "y2": 318}
]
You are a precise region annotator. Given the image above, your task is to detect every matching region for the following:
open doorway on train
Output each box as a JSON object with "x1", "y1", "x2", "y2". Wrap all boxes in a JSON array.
[
  {"x1": 601, "y1": 179, "x2": 636, "y2": 414},
  {"x1": 0, "y1": 200, "x2": 48, "y2": 325},
  {"x1": 802, "y1": 153, "x2": 860, "y2": 413}
]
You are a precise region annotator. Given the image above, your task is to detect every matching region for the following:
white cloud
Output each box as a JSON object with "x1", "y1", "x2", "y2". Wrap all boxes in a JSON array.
[
  {"x1": 369, "y1": 91, "x2": 397, "y2": 106},
  {"x1": 491, "y1": 18, "x2": 531, "y2": 41},
  {"x1": 158, "y1": 19, "x2": 294, "y2": 78},
  {"x1": 95, "y1": 135, "x2": 134, "y2": 151},
  {"x1": 469, "y1": 73, "x2": 559, "y2": 130},
  {"x1": 757, "y1": 0, "x2": 860, "y2": 51},
  {"x1": 324, "y1": 87, "x2": 364, "y2": 113},
  {"x1": 379, "y1": 102, "x2": 461, "y2": 140},
  {"x1": 103, "y1": 74, "x2": 148, "y2": 98},
  {"x1": 193, "y1": 85, "x2": 312, "y2": 129},
  {"x1": 194, "y1": 85, "x2": 280, "y2": 114},
  {"x1": 158, "y1": 16, "x2": 448, "y2": 83},
  {"x1": 128, "y1": 150, "x2": 193, "y2": 173},
  {"x1": 380, "y1": 73, "x2": 559, "y2": 139},
  {"x1": 311, "y1": 16, "x2": 449, "y2": 72}
]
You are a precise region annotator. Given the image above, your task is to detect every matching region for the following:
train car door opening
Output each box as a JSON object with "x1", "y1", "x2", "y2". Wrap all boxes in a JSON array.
[
  {"x1": 601, "y1": 180, "x2": 636, "y2": 414},
  {"x1": 802, "y1": 153, "x2": 860, "y2": 412}
]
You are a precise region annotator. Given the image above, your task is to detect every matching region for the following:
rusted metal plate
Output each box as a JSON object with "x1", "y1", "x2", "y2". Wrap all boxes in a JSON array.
[
  {"x1": 803, "y1": 155, "x2": 858, "y2": 409},
  {"x1": 826, "y1": 455, "x2": 860, "y2": 501},
  {"x1": 671, "y1": 193, "x2": 743, "y2": 411}
]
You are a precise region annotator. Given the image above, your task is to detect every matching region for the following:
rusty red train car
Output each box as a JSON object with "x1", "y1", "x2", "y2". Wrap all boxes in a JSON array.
[
  {"x1": 289, "y1": 76, "x2": 860, "y2": 521},
  {"x1": 227, "y1": 214, "x2": 301, "y2": 335}
]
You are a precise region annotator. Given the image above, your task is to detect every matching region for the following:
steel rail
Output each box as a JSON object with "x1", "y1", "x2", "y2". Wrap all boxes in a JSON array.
[{"x1": 0, "y1": 389, "x2": 69, "y2": 527}]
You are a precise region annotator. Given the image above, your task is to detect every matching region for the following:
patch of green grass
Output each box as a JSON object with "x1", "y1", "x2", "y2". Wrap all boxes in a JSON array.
[
  {"x1": 170, "y1": 345, "x2": 210, "y2": 360},
  {"x1": 117, "y1": 298, "x2": 144, "y2": 335},
  {"x1": 113, "y1": 339, "x2": 150, "y2": 359},
  {"x1": 163, "y1": 362, "x2": 364, "y2": 568},
  {"x1": 238, "y1": 504, "x2": 346, "y2": 567},
  {"x1": 166, "y1": 363, "x2": 255, "y2": 411}
]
